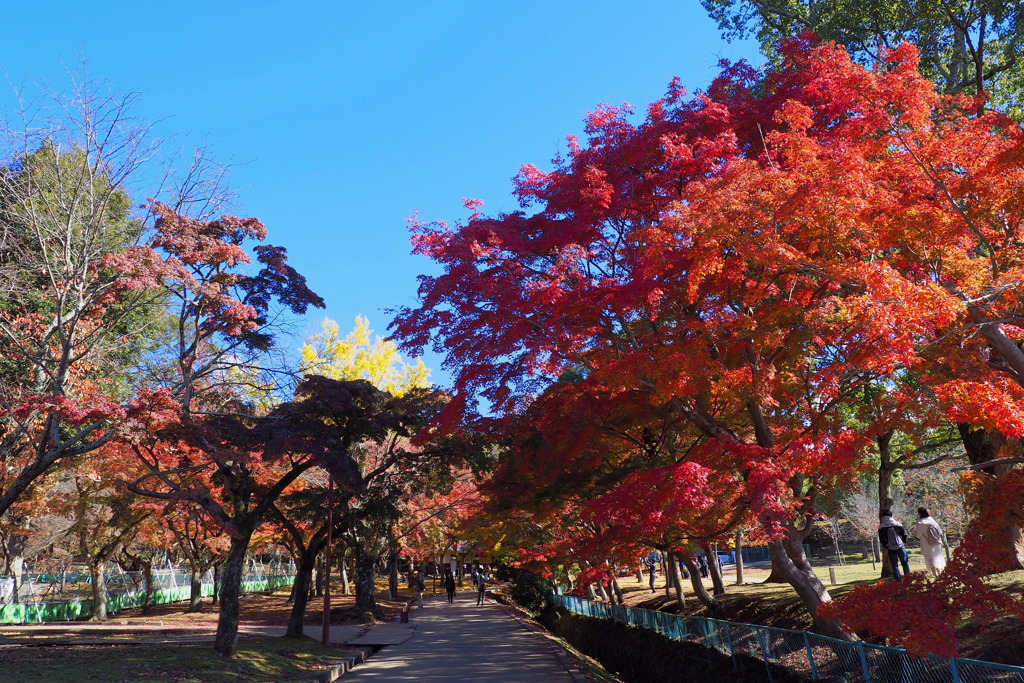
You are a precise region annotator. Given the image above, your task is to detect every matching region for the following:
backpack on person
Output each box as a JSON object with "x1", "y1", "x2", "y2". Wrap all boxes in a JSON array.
[
  {"x1": 416, "y1": 575, "x2": 426, "y2": 592},
  {"x1": 927, "y1": 524, "x2": 942, "y2": 543},
  {"x1": 885, "y1": 525, "x2": 905, "y2": 549}
]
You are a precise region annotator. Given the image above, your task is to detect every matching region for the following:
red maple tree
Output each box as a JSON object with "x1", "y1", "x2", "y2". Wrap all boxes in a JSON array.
[{"x1": 394, "y1": 36, "x2": 1024, "y2": 647}]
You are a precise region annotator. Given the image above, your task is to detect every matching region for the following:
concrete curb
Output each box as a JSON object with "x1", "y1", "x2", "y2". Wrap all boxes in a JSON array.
[
  {"x1": 304, "y1": 645, "x2": 374, "y2": 683},
  {"x1": 499, "y1": 605, "x2": 591, "y2": 683}
]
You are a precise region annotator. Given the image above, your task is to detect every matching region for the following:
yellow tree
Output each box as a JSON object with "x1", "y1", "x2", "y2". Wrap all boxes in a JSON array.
[
  {"x1": 301, "y1": 317, "x2": 430, "y2": 396},
  {"x1": 279, "y1": 316, "x2": 436, "y2": 630}
]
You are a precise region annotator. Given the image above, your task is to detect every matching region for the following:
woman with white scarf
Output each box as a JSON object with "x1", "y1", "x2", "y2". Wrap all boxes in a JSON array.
[{"x1": 914, "y1": 506, "x2": 946, "y2": 576}]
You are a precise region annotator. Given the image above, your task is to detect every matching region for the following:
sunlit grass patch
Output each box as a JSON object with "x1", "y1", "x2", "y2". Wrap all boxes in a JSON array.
[{"x1": 0, "y1": 635, "x2": 359, "y2": 683}]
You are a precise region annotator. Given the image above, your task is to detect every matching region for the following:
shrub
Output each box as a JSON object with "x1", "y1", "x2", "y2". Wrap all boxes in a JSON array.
[{"x1": 495, "y1": 566, "x2": 555, "y2": 616}]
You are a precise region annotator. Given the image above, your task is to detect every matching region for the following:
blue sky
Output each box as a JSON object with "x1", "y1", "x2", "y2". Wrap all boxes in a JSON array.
[{"x1": 0, "y1": 1, "x2": 759, "y2": 385}]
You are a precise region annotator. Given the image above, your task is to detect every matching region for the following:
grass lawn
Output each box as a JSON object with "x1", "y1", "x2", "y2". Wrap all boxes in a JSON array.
[
  {"x1": 0, "y1": 635, "x2": 360, "y2": 683},
  {"x1": 0, "y1": 582, "x2": 404, "y2": 682}
]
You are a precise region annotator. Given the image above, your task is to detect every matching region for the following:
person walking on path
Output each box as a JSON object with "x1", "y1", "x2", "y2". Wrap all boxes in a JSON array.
[
  {"x1": 475, "y1": 567, "x2": 488, "y2": 606},
  {"x1": 443, "y1": 569, "x2": 456, "y2": 603},
  {"x1": 879, "y1": 509, "x2": 911, "y2": 581},
  {"x1": 914, "y1": 506, "x2": 946, "y2": 577},
  {"x1": 415, "y1": 571, "x2": 426, "y2": 609},
  {"x1": 644, "y1": 554, "x2": 658, "y2": 593}
]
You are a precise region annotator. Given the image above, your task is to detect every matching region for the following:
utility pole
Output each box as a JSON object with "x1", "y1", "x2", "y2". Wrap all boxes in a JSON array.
[{"x1": 322, "y1": 472, "x2": 333, "y2": 646}]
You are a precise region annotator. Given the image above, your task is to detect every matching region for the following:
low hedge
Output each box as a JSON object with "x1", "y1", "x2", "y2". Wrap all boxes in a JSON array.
[
  {"x1": 493, "y1": 566, "x2": 554, "y2": 616},
  {"x1": 540, "y1": 608, "x2": 810, "y2": 683}
]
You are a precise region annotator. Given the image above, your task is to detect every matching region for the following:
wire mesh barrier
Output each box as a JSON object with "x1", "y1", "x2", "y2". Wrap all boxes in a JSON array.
[
  {"x1": 553, "y1": 594, "x2": 1024, "y2": 682},
  {"x1": 0, "y1": 560, "x2": 295, "y2": 625}
]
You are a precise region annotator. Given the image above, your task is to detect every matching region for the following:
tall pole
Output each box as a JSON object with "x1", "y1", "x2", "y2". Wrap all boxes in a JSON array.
[{"x1": 322, "y1": 472, "x2": 333, "y2": 646}]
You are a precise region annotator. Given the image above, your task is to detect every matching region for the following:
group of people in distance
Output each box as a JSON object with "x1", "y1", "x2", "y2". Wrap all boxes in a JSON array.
[
  {"x1": 644, "y1": 551, "x2": 718, "y2": 593},
  {"x1": 416, "y1": 564, "x2": 491, "y2": 608},
  {"x1": 878, "y1": 506, "x2": 947, "y2": 581},
  {"x1": 638, "y1": 506, "x2": 946, "y2": 592}
]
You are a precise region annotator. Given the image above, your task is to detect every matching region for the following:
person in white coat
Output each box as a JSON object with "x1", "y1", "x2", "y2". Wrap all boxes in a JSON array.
[{"x1": 914, "y1": 506, "x2": 946, "y2": 577}]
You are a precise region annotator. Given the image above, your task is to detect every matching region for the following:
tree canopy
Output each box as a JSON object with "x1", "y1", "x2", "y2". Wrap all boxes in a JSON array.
[{"x1": 392, "y1": 36, "x2": 1024, "y2": 651}]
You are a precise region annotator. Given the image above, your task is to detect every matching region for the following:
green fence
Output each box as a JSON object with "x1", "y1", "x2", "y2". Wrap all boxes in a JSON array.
[
  {"x1": 555, "y1": 594, "x2": 1024, "y2": 683},
  {"x1": 0, "y1": 574, "x2": 294, "y2": 625}
]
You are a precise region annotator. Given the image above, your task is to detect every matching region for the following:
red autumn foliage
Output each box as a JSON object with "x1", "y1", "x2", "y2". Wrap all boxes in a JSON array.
[
  {"x1": 393, "y1": 35, "x2": 1024, "y2": 649},
  {"x1": 822, "y1": 470, "x2": 1024, "y2": 657}
]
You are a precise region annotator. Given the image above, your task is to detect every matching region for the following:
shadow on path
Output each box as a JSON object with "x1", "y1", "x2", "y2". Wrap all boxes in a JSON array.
[{"x1": 342, "y1": 591, "x2": 576, "y2": 682}]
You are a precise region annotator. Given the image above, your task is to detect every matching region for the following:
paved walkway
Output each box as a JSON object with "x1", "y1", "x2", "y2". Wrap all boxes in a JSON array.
[{"x1": 342, "y1": 592, "x2": 582, "y2": 682}]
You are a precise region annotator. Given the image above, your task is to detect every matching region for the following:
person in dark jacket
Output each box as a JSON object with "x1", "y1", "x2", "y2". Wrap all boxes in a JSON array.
[
  {"x1": 415, "y1": 571, "x2": 426, "y2": 609},
  {"x1": 878, "y1": 509, "x2": 911, "y2": 581},
  {"x1": 475, "y1": 567, "x2": 488, "y2": 606},
  {"x1": 443, "y1": 568, "x2": 457, "y2": 603},
  {"x1": 644, "y1": 553, "x2": 660, "y2": 593}
]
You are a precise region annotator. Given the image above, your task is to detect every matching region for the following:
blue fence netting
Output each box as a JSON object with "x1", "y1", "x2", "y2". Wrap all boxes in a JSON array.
[{"x1": 554, "y1": 594, "x2": 1024, "y2": 683}]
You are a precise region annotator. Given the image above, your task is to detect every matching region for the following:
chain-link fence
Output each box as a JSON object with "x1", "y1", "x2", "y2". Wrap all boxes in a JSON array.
[
  {"x1": 554, "y1": 594, "x2": 1024, "y2": 682},
  {"x1": 0, "y1": 559, "x2": 295, "y2": 625}
]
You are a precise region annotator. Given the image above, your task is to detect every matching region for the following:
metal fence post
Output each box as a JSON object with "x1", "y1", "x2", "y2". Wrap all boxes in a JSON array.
[
  {"x1": 802, "y1": 632, "x2": 818, "y2": 680},
  {"x1": 724, "y1": 623, "x2": 737, "y2": 670},
  {"x1": 757, "y1": 628, "x2": 775, "y2": 683},
  {"x1": 858, "y1": 641, "x2": 871, "y2": 681},
  {"x1": 950, "y1": 657, "x2": 962, "y2": 683}
]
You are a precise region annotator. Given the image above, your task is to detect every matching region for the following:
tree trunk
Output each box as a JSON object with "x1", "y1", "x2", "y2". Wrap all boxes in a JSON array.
[
  {"x1": 354, "y1": 544, "x2": 380, "y2": 615},
  {"x1": 286, "y1": 547, "x2": 318, "y2": 637},
  {"x1": 766, "y1": 533, "x2": 850, "y2": 640},
  {"x1": 141, "y1": 562, "x2": 154, "y2": 615},
  {"x1": 877, "y1": 431, "x2": 897, "y2": 579},
  {"x1": 284, "y1": 540, "x2": 323, "y2": 638},
  {"x1": 189, "y1": 565, "x2": 204, "y2": 612},
  {"x1": 668, "y1": 552, "x2": 687, "y2": 608},
  {"x1": 89, "y1": 561, "x2": 108, "y2": 621},
  {"x1": 388, "y1": 538, "x2": 400, "y2": 599},
  {"x1": 735, "y1": 529, "x2": 745, "y2": 585},
  {"x1": 5, "y1": 532, "x2": 26, "y2": 605},
  {"x1": 705, "y1": 545, "x2": 726, "y2": 596},
  {"x1": 341, "y1": 553, "x2": 351, "y2": 596},
  {"x1": 314, "y1": 554, "x2": 324, "y2": 597},
  {"x1": 286, "y1": 553, "x2": 298, "y2": 605},
  {"x1": 959, "y1": 423, "x2": 1007, "y2": 475},
  {"x1": 10, "y1": 554, "x2": 23, "y2": 604},
  {"x1": 214, "y1": 536, "x2": 251, "y2": 657},
  {"x1": 611, "y1": 577, "x2": 624, "y2": 604},
  {"x1": 679, "y1": 551, "x2": 720, "y2": 613},
  {"x1": 959, "y1": 424, "x2": 1024, "y2": 571},
  {"x1": 212, "y1": 561, "x2": 220, "y2": 606}
]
